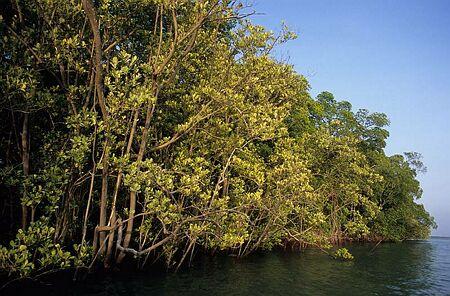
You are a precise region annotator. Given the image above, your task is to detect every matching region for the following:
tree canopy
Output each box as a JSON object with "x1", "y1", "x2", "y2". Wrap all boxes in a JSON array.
[{"x1": 0, "y1": 0, "x2": 435, "y2": 279}]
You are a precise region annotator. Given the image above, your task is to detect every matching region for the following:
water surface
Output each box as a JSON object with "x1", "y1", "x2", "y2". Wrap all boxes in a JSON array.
[{"x1": 9, "y1": 237, "x2": 450, "y2": 295}]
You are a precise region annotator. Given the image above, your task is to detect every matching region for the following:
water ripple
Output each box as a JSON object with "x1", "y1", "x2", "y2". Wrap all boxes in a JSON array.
[{"x1": 7, "y1": 238, "x2": 450, "y2": 296}]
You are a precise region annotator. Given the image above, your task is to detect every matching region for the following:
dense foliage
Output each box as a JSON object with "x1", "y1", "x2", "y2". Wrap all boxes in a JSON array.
[{"x1": 0, "y1": 0, "x2": 435, "y2": 279}]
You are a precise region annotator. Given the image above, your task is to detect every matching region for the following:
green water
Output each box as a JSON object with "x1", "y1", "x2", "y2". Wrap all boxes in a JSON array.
[{"x1": 8, "y1": 237, "x2": 450, "y2": 295}]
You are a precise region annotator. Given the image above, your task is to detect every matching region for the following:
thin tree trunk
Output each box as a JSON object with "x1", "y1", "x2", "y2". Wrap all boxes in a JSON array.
[
  {"x1": 81, "y1": 164, "x2": 96, "y2": 244},
  {"x1": 21, "y1": 113, "x2": 29, "y2": 229},
  {"x1": 99, "y1": 146, "x2": 109, "y2": 254},
  {"x1": 104, "y1": 110, "x2": 138, "y2": 262},
  {"x1": 117, "y1": 97, "x2": 156, "y2": 263},
  {"x1": 82, "y1": 0, "x2": 109, "y2": 255},
  {"x1": 104, "y1": 210, "x2": 116, "y2": 268}
]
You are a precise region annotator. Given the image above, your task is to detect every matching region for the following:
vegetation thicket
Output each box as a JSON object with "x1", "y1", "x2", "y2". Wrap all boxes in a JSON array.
[{"x1": 0, "y1": 0, "x2": 436, "y2": 279}]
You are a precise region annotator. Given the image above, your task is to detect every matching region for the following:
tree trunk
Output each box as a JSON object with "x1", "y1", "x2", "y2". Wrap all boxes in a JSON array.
[
  {"x1": 82, "y1": 0, "x2": 109, "y2": 255},
  {"x1": 117, "y1": 100, "x2": 155, "y2": 263},
  {"x1": 21, "y1": 113, "x2": 29, "y2": 229}
]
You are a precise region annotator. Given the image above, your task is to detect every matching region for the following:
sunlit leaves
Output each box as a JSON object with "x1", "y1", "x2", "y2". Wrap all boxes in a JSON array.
[{"x1": 0, "y1": 0, "x2": 435, "y2": 277}]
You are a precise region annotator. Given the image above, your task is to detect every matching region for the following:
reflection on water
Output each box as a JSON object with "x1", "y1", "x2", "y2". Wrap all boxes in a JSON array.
[{"x1": 7, "y1": 238, "x2": 450, "y2": 295}]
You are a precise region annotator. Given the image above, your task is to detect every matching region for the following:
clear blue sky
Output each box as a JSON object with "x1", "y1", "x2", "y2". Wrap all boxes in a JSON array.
[{"x1": 252, "y1": 0, "x2": 450, "y2": 236}]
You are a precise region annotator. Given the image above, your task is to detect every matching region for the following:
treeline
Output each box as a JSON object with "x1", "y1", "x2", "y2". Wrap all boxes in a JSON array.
[{"x1": 0, "y1": 0, "x2": 435, "y2": 279}]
